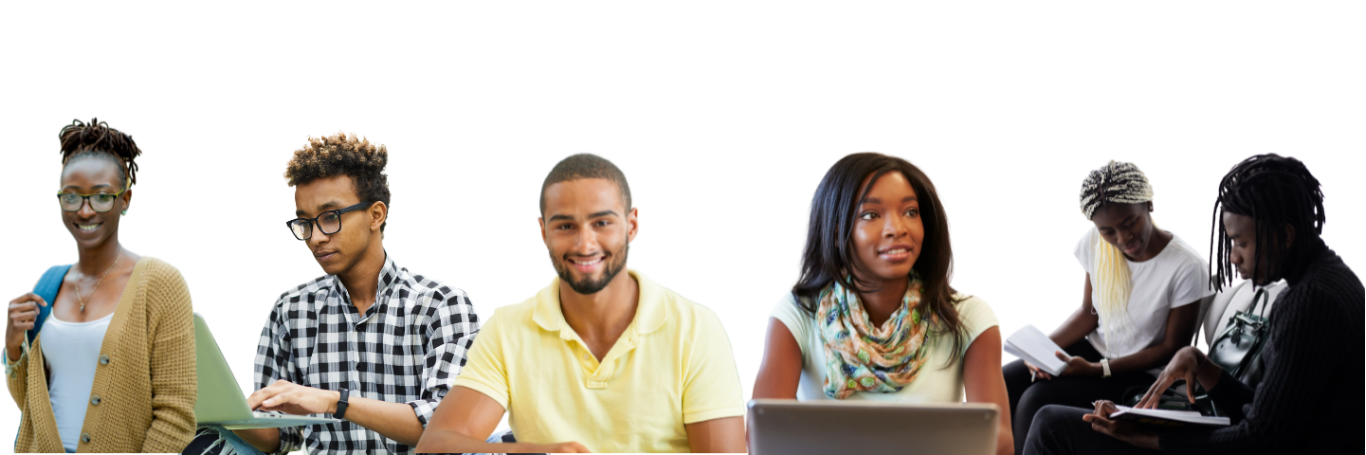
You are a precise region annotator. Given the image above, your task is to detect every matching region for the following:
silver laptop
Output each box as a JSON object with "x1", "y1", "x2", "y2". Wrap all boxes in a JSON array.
[
  {"x1": 748, "y1": 399, "x2": 999, "y2": 455},
  {"x1": 193, "y1": 313, "x2": 342, "y2": 430}
]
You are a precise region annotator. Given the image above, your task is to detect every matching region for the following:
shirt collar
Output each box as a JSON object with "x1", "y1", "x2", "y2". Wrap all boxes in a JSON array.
[
  {"x1": 329, "y1": 252, "x2": 403, "y2": 306},
  {"x1": 533, "y1": 269, "x2": 667, "y2": 339}
]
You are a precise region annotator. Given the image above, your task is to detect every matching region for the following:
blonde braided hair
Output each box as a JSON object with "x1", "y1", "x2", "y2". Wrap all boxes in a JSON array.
[{"x1": 1079, "y1": 161, "x2": 1154, "y2": 353}]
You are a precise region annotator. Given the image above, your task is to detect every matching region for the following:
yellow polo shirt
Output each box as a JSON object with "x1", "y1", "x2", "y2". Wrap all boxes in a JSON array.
[{"x1": 452, "y1": 270, "x2": 745, "y2": 453}]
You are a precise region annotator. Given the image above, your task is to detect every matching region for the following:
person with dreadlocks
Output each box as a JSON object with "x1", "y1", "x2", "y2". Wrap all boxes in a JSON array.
[
  {"x1": 1002, "y1": 161, "x2": 1211, "y2": 454},
  {"x1": 4, "y1": 119, "x2": 198, "y2": 452},
  {"x1": 1023, "y1": 154, "x2": 1363, "y2": 454}
]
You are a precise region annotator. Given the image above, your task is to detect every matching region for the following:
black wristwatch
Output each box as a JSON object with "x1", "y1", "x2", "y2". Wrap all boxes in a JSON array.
[{"x1": 334, "y1": 388, "x2": 350, "y2": 420}]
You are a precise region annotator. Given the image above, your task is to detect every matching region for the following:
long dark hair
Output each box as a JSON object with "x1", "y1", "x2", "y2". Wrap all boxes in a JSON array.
[
  {"x1": 793, "y1": 152, "x2": 967, "y2": 362},
  {"x1": 1210, "y1": 154, "x2": 1326, "y2": 291}
]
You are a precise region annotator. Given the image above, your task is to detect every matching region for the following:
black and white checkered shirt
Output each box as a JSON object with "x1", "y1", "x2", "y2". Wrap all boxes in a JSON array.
[{"x1": 254, "y1": 254, "x2": 479, "y2": 455}]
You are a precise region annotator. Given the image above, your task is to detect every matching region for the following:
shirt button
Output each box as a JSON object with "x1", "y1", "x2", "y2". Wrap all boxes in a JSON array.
[
  {"x1": 90, "y1": 395, "x2": 101, "y2": 406},
  {"x1": 582, "y1": 353, "x2": 590, "y2": 360},
  {"x1": 80, "y1": 433, "x2": 91, "y2": 444},
  {"x1": 98, "y1": 355, "x2": 110, "y2": 365}
]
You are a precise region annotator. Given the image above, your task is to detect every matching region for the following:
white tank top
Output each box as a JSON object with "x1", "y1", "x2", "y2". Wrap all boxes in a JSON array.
[{"x1": 40, "y1": 312, "x2": 113, "y2": 452}]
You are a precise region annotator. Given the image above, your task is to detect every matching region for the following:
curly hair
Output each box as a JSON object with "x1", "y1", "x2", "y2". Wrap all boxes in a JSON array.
[
  {"x1": 284, "y1": 132, "x2": 392, "y2": 232},
  {"x1": 58, "y1": 118, "x2": 142, "y2": 187}
]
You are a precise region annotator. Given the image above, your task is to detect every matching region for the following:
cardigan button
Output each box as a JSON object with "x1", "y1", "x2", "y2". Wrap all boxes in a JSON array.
[
  {"x1": 90, "y1": 395, "x2": 102, "y2": 406},
  {"x1": 80, "y1": 433, "x2": 91, "y2": 444},
  {"x1": 98, "y1": 354, "x2": 110, "y2": 365}
]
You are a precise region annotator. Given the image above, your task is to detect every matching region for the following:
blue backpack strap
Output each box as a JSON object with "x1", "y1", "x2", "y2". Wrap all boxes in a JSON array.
[{"x1": 27, "y1": 265, "x2": 71, "y2": 345}]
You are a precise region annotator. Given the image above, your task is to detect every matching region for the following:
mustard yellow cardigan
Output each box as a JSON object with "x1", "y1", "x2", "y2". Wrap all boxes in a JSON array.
[{"x1": 6, "y1": 257, "x2": 197, "y2": 453}]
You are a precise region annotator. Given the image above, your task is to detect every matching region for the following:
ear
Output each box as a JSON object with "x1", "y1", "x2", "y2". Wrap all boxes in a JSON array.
[
  {"x1": 1282, "y1": 223, "x2": 1296, "y2": 250},
  {"x1": 626, "y1": 207, "x2": 639, "y2": 243},
  {"x1": 369, "y1": 201, "x2": 388, "y2": 232},
  {"x1": 539, "y1": 217, "x2": 548, "y2": 243},
  {"x1": 121, "y1": 189, "x2": 133, "y2": 213},
  {"x1": 1147, "y1": 201, "x2": 1154, "y2": 213}
]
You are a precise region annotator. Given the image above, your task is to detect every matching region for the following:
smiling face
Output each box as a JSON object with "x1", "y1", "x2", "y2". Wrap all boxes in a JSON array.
[
  {"x1": 850, "y1": 171, "x2": 925, "y2": 285},
  {"x1": 1090, "y1": 202, "x2": 1155, "y2": 260},
  {"x1": 60, "y1": 157, "x2": 131, "y2": 250},
  {"x1": 294, "y1": 175, "x2": 382, "y2": 276},
  {"x1": 540, "y1": 178, "x2": 638, "y2": 296},
  {"x1": 1223, "y1": 211, "x2": 1282, "y2": 285}
]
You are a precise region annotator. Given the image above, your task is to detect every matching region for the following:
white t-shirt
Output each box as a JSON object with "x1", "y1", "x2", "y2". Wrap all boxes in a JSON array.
[
  {"x1": 40, "y1": 312, "x2": 114, "y2": 453},
  {"x1": 771, "y1": 292, "x2": 998, "y2": 403},
  {"x1": 1074, "y1": 228, "x2": 1211, "y2": 367}
]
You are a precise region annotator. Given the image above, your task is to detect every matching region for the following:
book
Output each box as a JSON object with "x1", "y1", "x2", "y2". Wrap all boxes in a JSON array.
[
  {"x1": 1004, "y1": 325, "x2": 1069, "y2": 376},
  {"x1": 1109, "y1": 406, "x2": 1231, "y2": 427}
]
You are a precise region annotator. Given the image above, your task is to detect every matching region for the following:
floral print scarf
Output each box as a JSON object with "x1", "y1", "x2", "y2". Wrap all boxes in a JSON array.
[{"x1": 817, "y1": 276, "x2": 936, "y2": 399}]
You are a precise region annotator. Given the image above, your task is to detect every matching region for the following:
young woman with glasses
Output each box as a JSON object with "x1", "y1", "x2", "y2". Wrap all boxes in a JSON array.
[{"x1": 4, "y1": 119, "x2": 197, "y2": 453}]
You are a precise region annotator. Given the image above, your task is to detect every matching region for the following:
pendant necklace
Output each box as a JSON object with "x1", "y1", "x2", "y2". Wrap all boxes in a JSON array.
[{"x1": 77, "y1": 253, "x2": 121, "y2": 313}]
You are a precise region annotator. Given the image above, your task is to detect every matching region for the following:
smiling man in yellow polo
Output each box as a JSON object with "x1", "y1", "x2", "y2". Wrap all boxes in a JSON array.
[{"x1": 416, "y1": 154, "x2": 746, "y2": 453}]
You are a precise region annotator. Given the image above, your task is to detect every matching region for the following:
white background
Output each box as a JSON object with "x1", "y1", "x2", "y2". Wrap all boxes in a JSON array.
[{"x1": 1, "y1": 1, "x2": 1362, "y2": 452}]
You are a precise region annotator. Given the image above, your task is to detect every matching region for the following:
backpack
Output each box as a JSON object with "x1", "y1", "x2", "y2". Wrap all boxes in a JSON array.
[
  {"x1": 12, "y1": 265, "x2": 70, "y2": 452},
  {"x1": 27, "y1": 265, "x2": 72, "y2": 345}
]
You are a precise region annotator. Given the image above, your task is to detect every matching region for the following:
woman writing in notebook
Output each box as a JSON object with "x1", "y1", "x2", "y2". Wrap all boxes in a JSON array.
[
  {"x1": 3, "y1": 119, "x2": 196, "y2": 453},
  {"x1": 753, "y1": 153, "x2": 1014, "y2": 455},
  {"x1": 1001, "y1": 161, "x2": 1210, "y2": 455}
]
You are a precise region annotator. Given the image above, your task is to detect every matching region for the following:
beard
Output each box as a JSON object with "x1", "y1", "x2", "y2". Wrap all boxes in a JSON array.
[{"x1": 554, "y1": 242, "x2": 629, "y2": 295}]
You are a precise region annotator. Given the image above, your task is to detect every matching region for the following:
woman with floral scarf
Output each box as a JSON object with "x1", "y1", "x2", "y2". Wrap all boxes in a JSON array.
[{"x1": 753, "y1": 152, "x2": 1013, "y2": 455}]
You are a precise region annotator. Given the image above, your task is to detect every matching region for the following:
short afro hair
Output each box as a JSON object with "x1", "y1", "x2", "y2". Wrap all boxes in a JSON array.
[
  {"x1": 540, "y1": 153, "x2": 632, "y2": 216},
  {"x1": 284, "y1": 132, "x2": 392, "y2": 232}
]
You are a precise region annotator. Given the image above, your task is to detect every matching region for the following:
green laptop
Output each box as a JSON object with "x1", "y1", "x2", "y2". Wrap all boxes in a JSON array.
[{"x1": 193, "y1": 313, "x2": 342, "y2": 429}]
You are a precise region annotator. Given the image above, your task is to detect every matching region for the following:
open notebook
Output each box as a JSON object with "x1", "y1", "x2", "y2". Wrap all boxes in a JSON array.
[
  {"x1": 1111, "y1": 406, "x2": 1231, "y2": 427},
  {"x1": 1004, "y1": 324, "x2": 1070, "y2": 376}
]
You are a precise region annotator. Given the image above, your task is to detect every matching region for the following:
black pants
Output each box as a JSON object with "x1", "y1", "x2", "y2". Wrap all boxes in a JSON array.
[
  {"x1": 1023, "y1": 405, "x2": 1163, "y2": 455},
  {"x1": 1003, "y1": 341, "x2": 1156, "y2": 455}
]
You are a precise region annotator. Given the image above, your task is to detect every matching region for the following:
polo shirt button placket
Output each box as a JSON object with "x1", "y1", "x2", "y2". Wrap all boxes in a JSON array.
[{"x1": 587, "y1": 363, "x2": 613, "y2": 389}]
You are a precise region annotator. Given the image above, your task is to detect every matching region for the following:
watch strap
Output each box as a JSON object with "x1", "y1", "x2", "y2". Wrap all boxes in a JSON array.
[
  {"x1": 1100, "y1": 358, "x2": 1112, "y2": 378},
  {"x1": 334, "y1": 388, "x2": 350, "y2": 420}
]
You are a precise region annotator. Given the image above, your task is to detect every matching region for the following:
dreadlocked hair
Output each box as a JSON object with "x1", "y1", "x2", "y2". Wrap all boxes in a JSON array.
[
  {"x1": 1078, "y1": 160, "x2": 1155, "y2": 351},
  {"x1": 1210, "y1": 154, "x2": 1326, "y2": 291},
  {"x1": 58, "y1": 118, "x2": 142, "y2": 187},
  {"x1": 284, "y1": 132, "x2": 392, "y2": 232}
]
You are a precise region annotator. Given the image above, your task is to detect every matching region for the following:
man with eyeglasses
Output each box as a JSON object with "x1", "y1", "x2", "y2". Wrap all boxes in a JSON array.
[{"x1": 229, "y1": 133, "x2": 479, "y2": 455}]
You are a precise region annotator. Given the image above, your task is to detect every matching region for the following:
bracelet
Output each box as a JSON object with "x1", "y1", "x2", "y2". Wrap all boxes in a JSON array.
[
  {"x1": 4, "y1": 339, "x2": 30, "y2": 379},
  {"x1": 1100, "y1": 358, "x2": 1112, "y2": 378}
]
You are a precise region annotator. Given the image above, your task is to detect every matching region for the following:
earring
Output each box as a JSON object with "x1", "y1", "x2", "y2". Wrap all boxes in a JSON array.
[{"x1": 121, "y1": 209, "x2": 128, "y2": 216}]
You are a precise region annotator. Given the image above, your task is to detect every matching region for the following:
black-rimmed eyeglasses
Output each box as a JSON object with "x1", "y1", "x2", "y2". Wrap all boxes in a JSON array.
[{"x1": 285, "y1": 201, "x2": 374, "y2": 240}]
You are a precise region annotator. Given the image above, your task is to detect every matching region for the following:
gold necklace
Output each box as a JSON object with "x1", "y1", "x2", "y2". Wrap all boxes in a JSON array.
[{"x1": 77, "y1": 253, "x2": 121, "y2": 313}]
